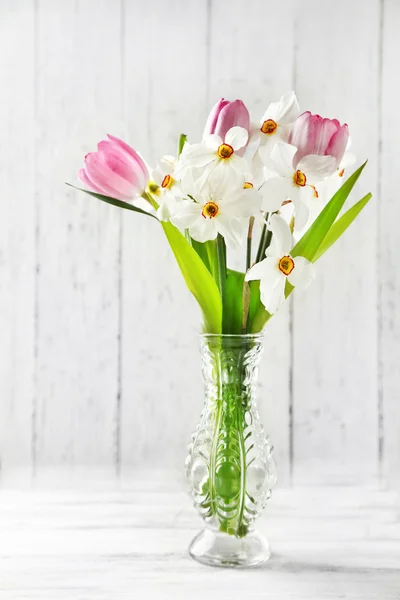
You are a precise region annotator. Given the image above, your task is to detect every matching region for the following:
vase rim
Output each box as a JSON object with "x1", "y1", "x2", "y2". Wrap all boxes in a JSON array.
[{"x1": 200, "y1": 333, "x2": 264, "y2": 339}]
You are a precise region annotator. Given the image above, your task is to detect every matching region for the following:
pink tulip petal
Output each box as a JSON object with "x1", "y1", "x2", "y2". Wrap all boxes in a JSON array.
[
  {"x1": 84, "y1": 152, "x2": 135, "y2": 200},
  {"x1": 313, "y1": 118, "x2": 339, "y2": 155},
  {"x1": 203, "y1": 98, "x2": 229, "y2": 137},
  {"x1": 326, "y1": 124, "x2": 349, "y2": 166},
  {"x1": 106, "y1": 134, "x2": 149, "y2": 181},
  {"x1": 289, "y1": 112, "x2": 313, "y2": 164},
  {"x1": 78, "y1": 168, "x2": 106, "y2": 195}
]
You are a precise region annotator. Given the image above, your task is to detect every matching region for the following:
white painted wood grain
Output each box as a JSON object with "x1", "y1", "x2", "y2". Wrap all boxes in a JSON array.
[
  {"x1": 0, "y1": 1, "x2": 35, "y2": 469},
  {"x1": 380, "y1": 0, "x2": 400, "y2": 490},
  {"x1": 0, "y1": 477, "x2": 399, "y2": 599},
  {"x1": 120, "y1": 0, "x2": 209, "y2": 471},
  {"x1": 291, "y1": 0, "x2": 380, "y2": 484},
  {"x1": 0, "y1": 0, "x2": 399, "y2": 489},
  {"x1": 34, "y1": 1, "x2": 122, "y2": 467}
]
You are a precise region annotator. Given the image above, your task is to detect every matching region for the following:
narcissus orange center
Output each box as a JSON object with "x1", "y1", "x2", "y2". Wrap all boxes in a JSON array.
[
  {"x1": 217, "y1": 143, "x2": 234, "y2": 159},
  {"x1": 294, "y1": 170, "x2": 307, "y2": 187},
  {"x1": 261, "y1": 119, "x2": 278, "y2": 135},
  {"x1": 243, "y1": 182, "x2": 254, "y2": 189},
  {"x1": 202, "y1": 201, "x2": 219, "y2": 219},
  {"x1": 311, "y1": 185, "x2": 319, "y2": 198},
  {"x1": 161, "y1": 174, "x2": 174, "y2": 189},
  {"x1": 278, "y1": 255, "x2": 295, "y2": 276}
]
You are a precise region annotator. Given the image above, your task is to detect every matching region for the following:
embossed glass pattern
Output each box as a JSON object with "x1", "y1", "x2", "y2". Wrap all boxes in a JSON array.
[{"x1": 186, "y1": 333, "x2": 276, "y2": 568}]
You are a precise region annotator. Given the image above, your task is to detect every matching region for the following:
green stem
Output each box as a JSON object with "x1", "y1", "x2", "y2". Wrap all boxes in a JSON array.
[
  {"x1": 263, "y1": 227, "x2": 273, "y2": 256},
  {"x1": 216, "y1": 234, "x2": 226, "y2": 301},
  {"x1": 236, "y1": 384, "x2": 247, "y2": 535},
  {"x1": 255, "y1": 221, "x2": 267, "y2": 263},
  {"x1": 209, "y1": 351, "x2": 223, "y2": 520},
  {"x1": 246, "y1": 217, "x2": 255, "y2": 271}
]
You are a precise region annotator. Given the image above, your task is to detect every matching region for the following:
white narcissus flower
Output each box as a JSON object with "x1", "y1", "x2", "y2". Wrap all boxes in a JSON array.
[
  {"x1": 245, "y1": 214, "x2": 315, "y2": 314},
  {"x1": 260, "y1": 142, "x2": 337, "y2": 229},
  {"x1": 170, "y1": 171, "x2": 262, "y2": 247},
  {"x1": 177, "y1": 126, "x2": 249, "y2": 181},
  {"x1": 294, "y1": 150, "x2": 357, "y2": 236},
  {"x1": 150, "y1": 155, "x2": 185, "y2": 221},
  {"x1": 247, "y1": 92, "x2": 300, "y2": 160}
]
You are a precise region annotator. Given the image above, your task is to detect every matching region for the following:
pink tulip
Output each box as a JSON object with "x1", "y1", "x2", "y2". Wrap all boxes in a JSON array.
[
  {"x1": 288, "y1": 111, "x2": 349, "y2": 167},
  {"x1": 204, "y1": 98, "x2": 250, "y2": 141},
  {"x1": 78, "y1": 134, "x2": 149, "y2": 201}
]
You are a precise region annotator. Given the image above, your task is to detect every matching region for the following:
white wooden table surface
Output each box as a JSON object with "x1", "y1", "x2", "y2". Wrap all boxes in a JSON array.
[{"x1": 1, "y1": 471, "x2": 399, "y2": 600}]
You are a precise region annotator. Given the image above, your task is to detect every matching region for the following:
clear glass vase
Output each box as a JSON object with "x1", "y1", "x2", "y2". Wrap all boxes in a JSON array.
[{"x1": 185, "y1": 333, "x2": 277, "y2": 568}]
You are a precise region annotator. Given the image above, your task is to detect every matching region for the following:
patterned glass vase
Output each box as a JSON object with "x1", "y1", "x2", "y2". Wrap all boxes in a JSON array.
[{"x1": 185, "y1": 333, "x2": 277, "y2": 568}]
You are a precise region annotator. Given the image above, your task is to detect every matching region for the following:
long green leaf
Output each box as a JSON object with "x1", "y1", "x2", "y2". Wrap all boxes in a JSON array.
[
  {"x1": 66, "y1": 184, "x2": 158, "y2": 220},
  {"x1": 249, "y1": 162, "x2": 369, "y2": 332},
  {"x1": 161, "y1": 222, "x2": 222, "y2": 333},
  {"x1": 290, "y1": 161, "x2": 367, "y2": 260},
  {"x1": 312, "y1": 193, "x2": 372, "y2": 262}
]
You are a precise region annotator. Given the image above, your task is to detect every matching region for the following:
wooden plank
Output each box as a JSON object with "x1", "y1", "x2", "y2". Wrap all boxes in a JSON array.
[
  {"x1": 292, "y1": 0, "x2": 380, "y2": 484},
  {"x1": 0, "y1": 483, "x2": 399, "y2": 599},
  {"x1": 208, "y1": 0, "x2": 295, "y2": 483},
  {"x1": 380, "y1": 0, "x2": 400, "y2": 490},
  {"x1": 34, "y1": 1, "x2": 122, "y2": 469},
  {"x1": 120, "y1": 0, "x2": 209, "y2": 471},
  {"x1": 0, "y1": 2, "x2": 35, "y2": 472}
]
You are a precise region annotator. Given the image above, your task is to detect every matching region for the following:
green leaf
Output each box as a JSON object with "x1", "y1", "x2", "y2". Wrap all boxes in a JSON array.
[
  {"x1": 190, "y1": 238, "x2": 211, "y2": 272},
  {"x1": 66, "y1": 184, "x2": 158, "y2": 220},
  {"x1": 248, "y1": 281, "x2": 272, "y2": 334},
  {"x1": 290, "y1": 161, "x2": 368, "y2": 261},
  {"x1": 161, "y1": 221, "x2": 222, "y2": 333},
  {"x1": 222, "y1": 269, "x2": 245, "y2": 334},
  {"x1": 249, "y1": 162, "x2": 369, "y2": 333},
  {"x1": 177, "y1": 134, "x2": 187, "y2": 157},
  {"x1": 312, "y1": 193, "x2": 372, "y2": 262}
]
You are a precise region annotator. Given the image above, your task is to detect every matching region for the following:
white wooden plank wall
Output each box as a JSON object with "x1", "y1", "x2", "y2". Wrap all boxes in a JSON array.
[{"x1": 0, "y1": 0, "x2": 398, "y2": 488}]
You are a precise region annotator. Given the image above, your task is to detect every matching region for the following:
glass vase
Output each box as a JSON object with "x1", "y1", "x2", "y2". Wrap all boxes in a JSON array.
[{"x1": 185, "y1": 333, "x2": 277, "y2": 568}]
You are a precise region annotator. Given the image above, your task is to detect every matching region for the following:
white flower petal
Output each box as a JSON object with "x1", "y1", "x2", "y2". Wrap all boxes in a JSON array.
[
  {"x1": 206, "y1": 165, "x2": 243, "y2": 200},
  {"x1": 245, "y1": 256, "x2": 280, "y2": 285},
  {"x1": 268, "y1": 213, "x2": 293, "y2": 256},
  {"x1": 221, "y1": 187, "x2": 262, "y2": 218},
  {"x1": 203, "y1": 134, "x2": 221, "y2": 151},
  {"x1": 160, "y1": 155, "x2": 176, "y2": 172},
  {"x1": 259, "y1": 177, "x2": 293, "y2": 212},
  {"x1": 225, "y1": 126, "x2": 249, "y2": 151},
  {"x1": 217, "y1": 214, "x2": 244, "y2": 247},
  {"x1": 292, "y1": 191, "x2": 310, "y2": 230},
  {"x1": 287, "y1": 256, "x2": 315, "y2": 289},
  {"x1": 262, "y1": 91, "x2": 299, "y2": 125},
  {"x1": 180, "y1": 144, "x2": 214, "y2": 168},
  {"x1": 268, "y1": 141, "x2": 297, "y2": 174},
  {"x1": 170, "y1": 200, "x2": 200, "y2": 229},
  {"x1": 275, "y1": 91, "x2": 300, "y2": 124},
  {"x1": 297, "y1": 154, "x2": 337, "y2": 183},
  {"x1": 190, "y1": 217, "x2": 218, "y2": 243},
  {"x1": 260, "y1": 273, "x2": 286, "y2": 314}
]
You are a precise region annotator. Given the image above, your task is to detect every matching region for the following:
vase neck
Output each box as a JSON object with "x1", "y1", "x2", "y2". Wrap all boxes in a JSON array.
[{"x1": 200, "y1": 334, "x2": 264, "y2": 391}]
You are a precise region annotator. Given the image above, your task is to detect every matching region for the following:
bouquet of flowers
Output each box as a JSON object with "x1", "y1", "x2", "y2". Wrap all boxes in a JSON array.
[
  {"x1": 70, "y1": 92, "x2": 370, "y2": 335},
  {"x1": 69, "y1": 92, "x2": 371, "y2": 568}
]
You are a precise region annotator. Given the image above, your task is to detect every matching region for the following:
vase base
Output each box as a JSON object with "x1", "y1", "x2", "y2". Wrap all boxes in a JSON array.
[{"x1": 188, "y1": 528, "x2": 270, "y2": 568}]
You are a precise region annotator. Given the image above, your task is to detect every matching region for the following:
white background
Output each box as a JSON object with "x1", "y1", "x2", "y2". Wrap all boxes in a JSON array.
[{"x1": 0, "y1": 0, "x2": 399, "y2": 489}]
